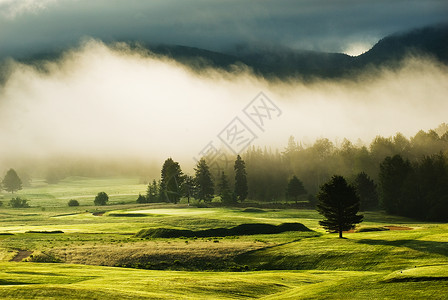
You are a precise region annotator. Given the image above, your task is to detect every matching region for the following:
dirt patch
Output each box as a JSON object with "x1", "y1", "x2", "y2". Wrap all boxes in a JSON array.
[
  {"x1": 384, "y1": 226, "x2": 413, "y2": 231},
  {"x1": 10, "y1": 250, "x2": 33, "y2": 262},
  {"x1": 92, "y1": 212, "x2": 105, "y2": 216}
]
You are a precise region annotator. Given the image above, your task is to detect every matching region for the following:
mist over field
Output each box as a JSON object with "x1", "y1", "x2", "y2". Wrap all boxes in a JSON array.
[{"x1": 0, "y1": 40, "x2": 447, "y2": 174}]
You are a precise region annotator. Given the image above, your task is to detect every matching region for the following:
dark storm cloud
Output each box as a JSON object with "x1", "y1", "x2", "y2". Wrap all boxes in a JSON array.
[{"x1": 0, "y1": 0, "x2": 447, "y2": 58}]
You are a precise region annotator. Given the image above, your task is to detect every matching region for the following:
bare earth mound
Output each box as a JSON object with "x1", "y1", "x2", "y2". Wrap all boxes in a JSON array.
[{"x1": 10, "y1": 250, "x2": 33, "y2": 262}]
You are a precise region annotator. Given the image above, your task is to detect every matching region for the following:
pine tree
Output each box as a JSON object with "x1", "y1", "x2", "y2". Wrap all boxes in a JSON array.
[
  {"x1": 218, "y1": 171, "x2": 233, "y2": 205},
  {"x1": 160, "y1": 158, "x2": 184, "y2": 204},
  {"x1": 234, "y1": 155, "x2": 248, "y2": 202},
  {"x1": 286, "y1": 175, "x2": 307, "y2": 203},
  {"x1": 194, "y1": 159, "x2": 214, "y2": 202},
  {"x1": 2, "y1": 169, "x2": 22, "y2": 194},
  {"x1": 317, "y1": 175, "x2": 363, "y2": 238},
  {"x1": 181, "y1": 175, "x2": 195, "y2": 204},
  {"x1": 146, "y1": 179, "x2": 160, "y2": 203},
  {"x1": 379, "y1": 155, "x2": 412, "y2": 214},
  {"x1": 353, "y1": 172, "x2": 378, "y2": 210}
]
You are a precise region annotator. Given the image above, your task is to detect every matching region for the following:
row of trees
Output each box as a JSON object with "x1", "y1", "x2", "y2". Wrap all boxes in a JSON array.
[
  {"x1": 379, "y1": 153, "x2": 448, "y2": 221},
  {"x1": 139, "y1": 155, "x2": 248, "y2": 205},
  {"x1": 138, "y1": 125, "x2": 446, "y2": 221},
  {"x1": 233, "y1": 125, "x2": 448, "y2": 202}
]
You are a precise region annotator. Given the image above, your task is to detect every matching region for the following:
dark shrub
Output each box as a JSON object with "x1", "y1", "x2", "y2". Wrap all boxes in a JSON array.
[
  {"x1": 9, "y1": 197, "x2": 29, "y2": 208},
  {"x1": 94, "y1": 192, "x2": 109, "y2": 206},
  {"x1": 68, "y1": 199, "x2": 79, "y2": 207},
  {"x1": 136, "y1": 194, "x2": 147, "y2": 204}
]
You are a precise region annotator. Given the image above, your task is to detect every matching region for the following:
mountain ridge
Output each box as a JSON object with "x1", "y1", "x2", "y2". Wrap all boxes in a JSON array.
[{"x1": 1, "y1": 23, "x2": 447, "y2": 81}]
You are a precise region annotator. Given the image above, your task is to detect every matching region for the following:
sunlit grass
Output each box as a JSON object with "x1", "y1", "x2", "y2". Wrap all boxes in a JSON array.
[{"x1": 0, "y1": 176, "x2": 447, "y2": 298}]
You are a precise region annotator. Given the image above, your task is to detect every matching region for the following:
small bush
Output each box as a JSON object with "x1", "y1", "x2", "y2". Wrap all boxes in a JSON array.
[
  {"x1": 9, "y1": 197, "x2": 29, "y2": 208},
  {"x1": 94, "y1": 192, "x2": 109, "y2": 206},
  {"x1": 68, "y1": 199, "x2": 79, "y2": 207}
]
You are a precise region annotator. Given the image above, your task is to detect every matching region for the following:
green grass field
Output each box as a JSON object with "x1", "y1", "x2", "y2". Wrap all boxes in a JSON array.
[{"x1": 0, "y1": 177, "x2": 447, "y2": 299}]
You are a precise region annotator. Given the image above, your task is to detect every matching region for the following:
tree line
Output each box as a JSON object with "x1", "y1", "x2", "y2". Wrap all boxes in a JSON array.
[
  {"x1": 138, "y1": 155, "x2": 248, "y2": 206},
  {"x1": 141, "y1": 123, "x2": 447, "y2": 221}
]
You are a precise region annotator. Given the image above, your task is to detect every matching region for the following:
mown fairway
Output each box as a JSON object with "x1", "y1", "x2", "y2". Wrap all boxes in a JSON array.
[{"x1": 0, "y1": 177, "x2": 447, "y2": 299}]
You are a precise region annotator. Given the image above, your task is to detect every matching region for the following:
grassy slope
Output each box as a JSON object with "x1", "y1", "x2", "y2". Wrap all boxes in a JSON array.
[
  {"x1": 0, "y1": 263, "x2": 446, "y2": 299},
  {"x1": 0, "y1": 177, "x2": 447, "y2": 299}
]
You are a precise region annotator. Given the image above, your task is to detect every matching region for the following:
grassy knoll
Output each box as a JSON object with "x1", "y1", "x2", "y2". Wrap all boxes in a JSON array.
[{"x1": 0, "y1": 176, "x2": 447, "y2": 298}]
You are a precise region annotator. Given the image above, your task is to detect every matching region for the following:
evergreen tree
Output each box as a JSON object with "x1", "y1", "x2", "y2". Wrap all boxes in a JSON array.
[
  {"x1": 286, "y1": 175, "x2": 307, "y2": 203},
  {"x1": 218, "y1": 171, "x2": 233, "y2": 205},
  {"x1": 136, "y1": 194, "x2": 147, "y2": 204},
  {"x1": 194, "y1": 159, "x2": 214, "y2": 202},
  {"x1": 181, "y1": 175, "x2": 195, "y2": 205},
  {"x1": 378, "y1": 155, "x2": 412, "y2": 214},
  {"x1": 317, "y1": 175, "x2": 363, "y2": 238},
  {"x1": 234, "y1": 155, "x2": 248, "y2": 202},
  {"x1": 160, "y1": 158, "x2": 184, "y2": 204},
  {"x1": 2, "y1": 169, "x2": 22, "y2": 194},
  {"x1": 146, "y1": 179, "x2": 160, "y2": 203},
  {"x1": 353, "y1": 172, "x2": 379, "y2": 211}
]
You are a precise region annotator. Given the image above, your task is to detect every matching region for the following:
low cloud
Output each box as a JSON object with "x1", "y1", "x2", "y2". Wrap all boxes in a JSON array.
[{"x1": 0, "y1": 40, "x2": 447, "y2": 174}]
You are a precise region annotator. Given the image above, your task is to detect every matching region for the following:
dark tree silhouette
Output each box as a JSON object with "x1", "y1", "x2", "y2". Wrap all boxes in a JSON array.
[
  {"x1": 234, "y1": 155, "x2": 248, "y2": 202},
  {"x1": 317, "y1": 175, "x2": 363, "y2": 238},
  {"x1": 194, "y1": 159, "x2": 214, "y2": 202},
  {"x1": 160, "y1": 158, "x2": 184, "y2": 204},
  {"x1": 146, "y1": 179, "x2": 160, "y2": 203},
  {"x1": 181, "y1": 175, "x2": 195, "y2": 204},
  {"x1": 286, "y1": 175, "x2": 307, "y2": 203},
  {"x1": 353, "y1": 172, "x2": 378, "y2": 210},
  {"x1": 218, "y1": 171, "x2": 233, "y2": 205},
  {"x1": 2, "y1": 169, "x2": 22, "y2": 194},
  {"x1": 379, "y1": 155, "x2": 412, "y2": 214},
  {"x1": 136, "y1": 194, "x2": 146, "y2": 204},
  {"x1": 389, "y1": 154, "x2": 448, "y2": 221},
  {"x1": 94, "y1": 192, "x2": 109, "y2": 206}
]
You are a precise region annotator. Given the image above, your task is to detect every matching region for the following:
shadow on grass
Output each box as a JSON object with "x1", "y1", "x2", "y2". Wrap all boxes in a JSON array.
[{"x1": 356, "y1": 239, "x2": 448, "y2": 257}]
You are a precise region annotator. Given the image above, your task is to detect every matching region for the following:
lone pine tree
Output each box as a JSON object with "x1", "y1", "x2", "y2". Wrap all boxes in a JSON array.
[
  {"x1": 2, "y1": 169, "x2": 22, "y2": 194},
  {"x1": 218, "y1": 171, "x2": 233, "y2": 205},
  {"x1": 234, "y1": 155, "x2": 248, "y2": 202},
  {"x1": 317, "y1": 175, "x2": 363, "y2": 238},
  {"x1": 286, "y1": 175, "x2": 307, "y2": 203},
  {"x1": 160, "y1": 158, "x2": 184, "y2": 204},
  {"x1": 194, "y1": 158, "x2": 214, "y2": 202}
]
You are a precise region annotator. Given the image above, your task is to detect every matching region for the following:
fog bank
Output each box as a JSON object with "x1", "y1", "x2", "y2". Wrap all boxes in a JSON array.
[{"x1": 0, "y1": 40, "x2": 447, "y2": 173}]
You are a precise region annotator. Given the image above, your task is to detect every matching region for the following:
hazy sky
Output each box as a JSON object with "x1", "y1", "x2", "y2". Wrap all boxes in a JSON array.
[{"x1": 0, "y1": 0, "x2": 447, "y2": 58}]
